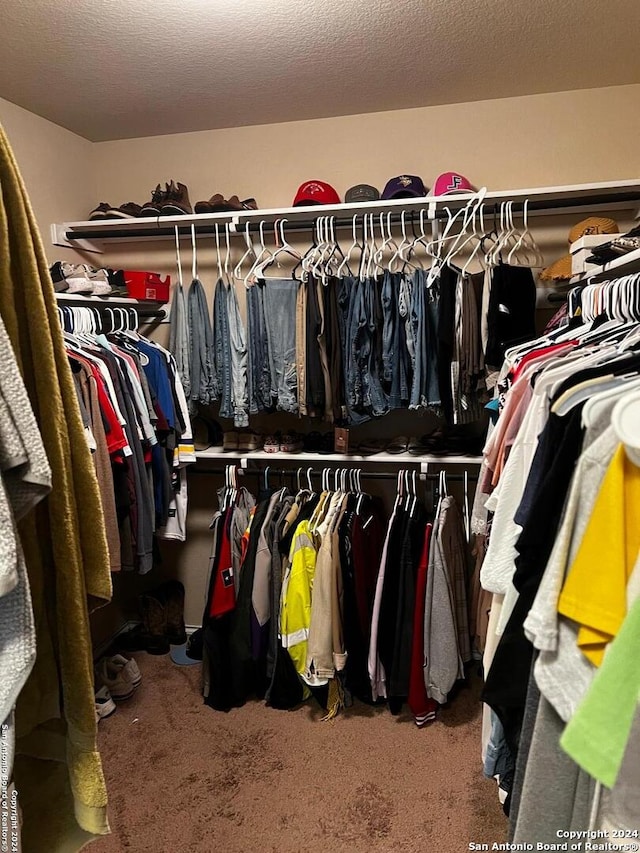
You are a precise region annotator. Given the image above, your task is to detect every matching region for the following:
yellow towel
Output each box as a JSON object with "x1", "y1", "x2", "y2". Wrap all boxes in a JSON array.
[{"x1": 0, "y1": 122, "x2": 112, "y2": 845}]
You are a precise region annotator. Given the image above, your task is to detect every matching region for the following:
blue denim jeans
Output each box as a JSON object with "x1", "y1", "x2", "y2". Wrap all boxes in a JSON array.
[
  {"x1": 425, "y1": 279, "x2": 441, "y2": 408},
  {"x1": 381, "y1": 271, "x2": 410, "y2": 408},
  {"x1": 261, "y1": 278, "x2": 298, "y2": 414},
  {"x1": 246, "y1": 283, "x2": 271, "y2": 413},
  {"x1": 226, "y1": 283, "x2": 249, "y2": 427},
  {"x1": 214, "y1": 278, "x2": 232, "y2": 420},
  {"x1": 338, "y1": 276, "x2": 369, "y2": 425},
  {"x1": 364, "y1": 277, "x2": 389, "y2": 417}
]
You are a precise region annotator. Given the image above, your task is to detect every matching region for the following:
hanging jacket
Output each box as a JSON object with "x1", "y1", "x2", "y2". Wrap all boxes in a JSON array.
[{"x1": 281, "y1": 520, "x2": 318, "y2": 678}]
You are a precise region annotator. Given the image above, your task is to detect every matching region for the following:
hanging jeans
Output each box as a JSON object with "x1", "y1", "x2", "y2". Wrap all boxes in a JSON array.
[
  {"x1": 261, "y1": 278, "x2": 298, "y2": 414},
  {"x1": 409, "y1": 269, "x2": 441, "y2": 410},
  {"x1": 226, "y1": 283, "x2": 249, "y2": 427},
  {"x1": 246, "y1": 283, "x2": 271, "y2": 413},
  {"x1": 214, "y1": 278, "x2": 233, "y2": 421},
  {"x1": 188, "y1": 277, "x2": 217, "y2": 410},
  {"x1": 381, "y1": 271, "x2": 410, "y2": 408}
]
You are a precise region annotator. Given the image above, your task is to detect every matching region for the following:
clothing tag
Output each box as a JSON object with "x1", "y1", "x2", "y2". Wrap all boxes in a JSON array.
[
  {"x1": 334, "y1": 427, "x2": 349, "y2": 453},
  {"x1": 221, "y1": 567, "x2": 234, "y2": 587},
  {"x1": 498, "y1": 303, "x2": 511, "y2": 315},
  {"x1": 168, "y1": 507, "x2": 177, "y2": 517}
]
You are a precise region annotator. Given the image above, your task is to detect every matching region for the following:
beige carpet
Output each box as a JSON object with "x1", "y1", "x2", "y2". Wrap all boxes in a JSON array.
[{"x1": 88, "y1": 654, "x2": 507, "y2": 853}]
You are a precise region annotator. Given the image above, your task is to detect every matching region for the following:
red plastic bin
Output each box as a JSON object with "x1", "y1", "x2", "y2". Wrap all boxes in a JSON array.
[{"x1": 124, "y1": 271, "x2": 171, "y2": 303}]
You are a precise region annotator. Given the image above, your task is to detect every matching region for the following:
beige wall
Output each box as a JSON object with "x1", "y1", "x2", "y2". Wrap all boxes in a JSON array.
[
  {"x1": 93, "y1": 83, "x2": 640, "y2": 214},
  {"x1": 0, "y1": 97, "x2": 95, "y2": 262}
]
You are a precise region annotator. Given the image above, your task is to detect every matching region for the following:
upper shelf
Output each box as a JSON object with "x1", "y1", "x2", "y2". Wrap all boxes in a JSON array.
[
  {"x1": 570, "y1": 245, "x2": 640, "y2": 285},
  {"x1": 52, "y1": 179, "x2": 640, "y2": 253}
]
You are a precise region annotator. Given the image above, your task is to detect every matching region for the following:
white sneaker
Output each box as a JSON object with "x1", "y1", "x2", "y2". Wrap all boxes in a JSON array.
[
  {"x1": 61, "y1": 263, "x2": 93, "y2": 294},
  {"x1": 108, "y1": 654, "x2": 141, "y2": 688},
  {"x1": 95, "y1": 657, "x2": 135, "y2": 701},
  {"x1": 85, "y1": 266, "x2": 112, "y2": 296},
  {"x1": 95, "y1": 685, "x2": 116, "y2": 721}
]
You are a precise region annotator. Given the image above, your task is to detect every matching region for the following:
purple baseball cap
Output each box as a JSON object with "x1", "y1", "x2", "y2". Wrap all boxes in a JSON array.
[{"x1": 381, "y1": 175, "x2": 428, "y2": 200}]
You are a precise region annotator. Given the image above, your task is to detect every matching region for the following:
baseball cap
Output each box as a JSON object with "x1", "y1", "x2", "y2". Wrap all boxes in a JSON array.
[
  {"x1": 293, "y1": 180, "x2": 341, "y2": 207},
  {"x1": 432, "y1": 172, "x2": 476, "y2": 196},
  {"x1": 381, "y1": 175, "x2": 428, "y2": 200},
  {"x1": 345, "y1": 184, "x2": 380, "y2": 203},
  {"x1": 540, "y1": 217, "x2": 619, "y2": 281}
]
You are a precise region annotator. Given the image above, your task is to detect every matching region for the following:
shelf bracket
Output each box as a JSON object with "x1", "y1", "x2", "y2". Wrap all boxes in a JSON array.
[{"x1": 51, "y1": 223, "x2": 104, "y2": 254}]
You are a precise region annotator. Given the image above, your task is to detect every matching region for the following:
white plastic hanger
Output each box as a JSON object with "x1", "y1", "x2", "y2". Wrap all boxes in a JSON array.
[
  {"x1": 214, "y1": 223, "x2": 222, "y2": 281},
  {"x1": 612, "y1": 389, "x2": 640, "y2": 464},
  {"x1": 174, "y1": 225, "x2": 184, "y2": 286},
  {"x1": 336, "y1": 214, "x2": 359, "y2": 278},
  {"x1": 190, "y1": 224, "x2": 198, "y2": 281},
  {"x1": 233, "y1": 222, "x2": 256, "y2": 281}
]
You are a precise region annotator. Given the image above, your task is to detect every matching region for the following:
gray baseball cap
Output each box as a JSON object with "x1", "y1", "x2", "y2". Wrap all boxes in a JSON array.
[{"x1": 345, "y1": 184, "x2": 380, "y2": 203}]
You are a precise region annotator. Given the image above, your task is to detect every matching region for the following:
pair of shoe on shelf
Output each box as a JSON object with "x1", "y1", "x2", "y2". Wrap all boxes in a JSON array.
[
  {"x1": 90, "y1": 180, "x2": 192, "y2": 219},
  {"x1": 50, "y1": 261, "x2": 127, "y2": 296},
  {"x1": 223, "y1": 429, "x2": 264, "y2": 452},
  {"x1": 263, "y1": 431, "x2": 305, "y2": 453},
  {"x1": 89, "y1": 181, "x2": 259, "y2": 220},
  {"x1": 356, "y1": 428, "x2": 484, "y2": 456},
  {"x1": 117, "y1": 580, "x2": 187, "y2": 657},
  {"x1": 194, "y1": 194, "x2": 258, "y2": 214},
  {"x1": 94, "y1": 653, "x2": 142, "y2": 721}
]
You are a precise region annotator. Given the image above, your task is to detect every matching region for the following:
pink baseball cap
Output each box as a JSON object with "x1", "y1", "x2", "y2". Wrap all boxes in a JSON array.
[{"x1": 432, "y1": 172, "x2": 476, "y2": 196}]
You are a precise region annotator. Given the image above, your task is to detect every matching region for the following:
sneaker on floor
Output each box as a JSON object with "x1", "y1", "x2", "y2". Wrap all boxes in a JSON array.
[
  {"x1": 96, "y1": 656, "x2": 135, "y2": 701},
  {"x1": 108, "y1": 654, "x2": 142, "y2": 688},
  {"x1": 95, "y1": 685, "x2": 117, "y2": 721}
]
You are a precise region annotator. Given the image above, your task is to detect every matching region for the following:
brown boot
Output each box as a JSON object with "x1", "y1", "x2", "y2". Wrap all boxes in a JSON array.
[
  {"x1": 139, "y1": 592, "x2": 170, "y2": 654},
  {"x1": 194, "y1": 193, "x2": 226, "y2": 214},
  {"x1": 154, "y1": 580, "x2": 187, "y2": 645},
  {"x1": 160, "y1": 181, "x2": 192, "y2": 215},
  {"x1": 140, "y1": 183, "x2": 168, "y2": 217}
]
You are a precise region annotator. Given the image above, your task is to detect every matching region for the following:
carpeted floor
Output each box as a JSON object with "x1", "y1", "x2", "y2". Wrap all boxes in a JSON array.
[{"x1": 88, "y1": 654, "x2": 507, "y2": 853}]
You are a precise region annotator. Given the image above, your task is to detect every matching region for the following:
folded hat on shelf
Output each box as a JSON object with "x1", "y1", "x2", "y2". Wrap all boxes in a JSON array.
[
  {"x1": 381, "y1": 175, "x2": 428, "y2": 200},
  {"x1": 293, "y1": 180, "x2": 341, "y2": 206}
]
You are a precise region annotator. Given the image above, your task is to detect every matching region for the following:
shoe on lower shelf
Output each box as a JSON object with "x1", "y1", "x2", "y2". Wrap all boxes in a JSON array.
[{"x1": 95, "y1": 685, "x2": 117, "y2": 721}]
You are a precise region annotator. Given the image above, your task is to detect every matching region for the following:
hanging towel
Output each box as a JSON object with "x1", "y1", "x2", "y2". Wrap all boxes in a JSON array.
[{"x1": 0, "y1": 120, "x2": 112, "y2": 844}]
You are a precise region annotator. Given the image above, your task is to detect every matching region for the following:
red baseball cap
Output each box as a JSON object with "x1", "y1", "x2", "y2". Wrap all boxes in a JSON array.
[
  {"x1": 293, "y1": 180, "x2": 341, "y2": 207},
  {"x1": 432, "y1": 172, "x2": 476, "y2": 196}
]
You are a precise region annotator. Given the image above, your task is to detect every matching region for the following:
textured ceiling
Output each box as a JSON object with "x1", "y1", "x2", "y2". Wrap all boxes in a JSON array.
[{"x1": 2, "y1": 0, "x2": 640, "y2": 142}]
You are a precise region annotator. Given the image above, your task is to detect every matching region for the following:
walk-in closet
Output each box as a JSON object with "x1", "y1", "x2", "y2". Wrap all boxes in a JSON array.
[{"x1": 1, "y1": 2, "x2": 640, "y2": 851}]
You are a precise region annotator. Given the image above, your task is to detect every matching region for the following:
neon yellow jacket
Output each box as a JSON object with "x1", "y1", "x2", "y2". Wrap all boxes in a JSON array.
[{"x1": 280, "y1": 520, "x2": 317, "y2": 677}]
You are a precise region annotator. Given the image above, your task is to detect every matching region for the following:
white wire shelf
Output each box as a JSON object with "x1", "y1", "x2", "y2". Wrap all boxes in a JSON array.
[
  {"x1": 193, "y1": 449, "x2": 483, "y2": 467},
  {"x1": 52, "y1": 179, "x2": 640, "y2": 252}
]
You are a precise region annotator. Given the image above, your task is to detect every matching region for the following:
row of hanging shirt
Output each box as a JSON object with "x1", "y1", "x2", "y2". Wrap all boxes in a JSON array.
[
  {"x1": 60, "y1": 305, "x2": 195, "y2": 573},
  {"x1": 472, "y1": 270, "x2": 640, "y2": 838},
  {"x1": 201, "y1": 464, "x2": 478, "y2": 724},
  {"x1": 169, "y1": 200, "x2": 540, "y2": 428}
]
